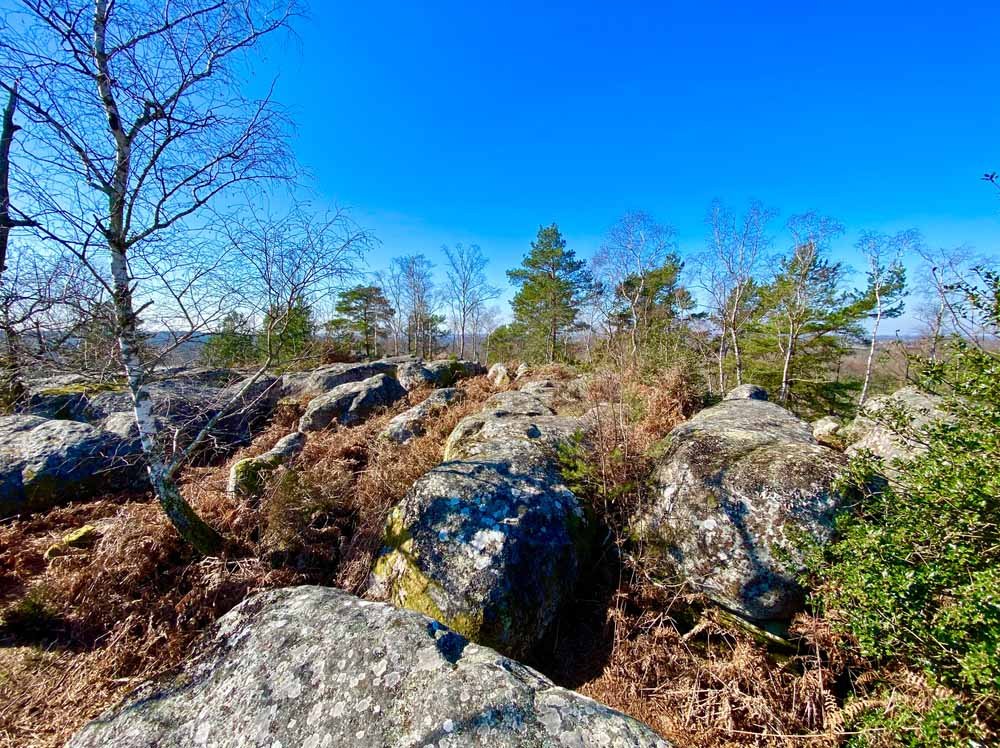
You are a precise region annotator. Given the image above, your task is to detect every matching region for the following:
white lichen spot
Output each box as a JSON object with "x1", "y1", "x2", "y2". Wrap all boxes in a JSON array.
[{"x1": 443, "y1": 719, "x2": 455, "y2": 733}]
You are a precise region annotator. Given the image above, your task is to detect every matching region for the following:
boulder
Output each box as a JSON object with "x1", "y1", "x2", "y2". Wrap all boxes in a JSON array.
[
  {"x1": 227, "y1": 431, "x2": 307, "y2": 500},
  {"x1": 0, "y1": 415, "x2": 144, "y2": 515},
  {"x1": 382, "y1": 388, "x2": 465, "y2": 444},
  {"x1": 845, "y1": 386, "x2": 945, "y2": 469},
  {"x1": 723, "y1": 383, "x2": 769, "y2": 401},
  {"x1": 67, "y1": 586, "x2": 668, "y2": 748},
  {"x1": 486, "y1": 362, "x2": 510, "y2": 388},
  {"x1": 632, "y1": 398, "x2": 846, "y2": 620},
  {"x1": 299, "y1": 374, "x2": 407, "y2": 432},
  {"x1": 514, "y1": 362, "x2": 530, "y2": 380},
  {"x1": 812, "y1": 415, "x2": 842, "y2": 447},
  {"x1": 396, "y1": 359, "x2": 486, "y2": 391},
  {"x1": 280, "y1": 361, "x2": 397, "y2": 399},
  {"x1": 373, "y1": 385, "x2": 591, "y2": 658}
]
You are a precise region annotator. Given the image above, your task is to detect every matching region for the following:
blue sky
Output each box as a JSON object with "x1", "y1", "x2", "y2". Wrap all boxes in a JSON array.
[{"x1": 260, "y1": 1, "x2": 1000, "y2": 321}]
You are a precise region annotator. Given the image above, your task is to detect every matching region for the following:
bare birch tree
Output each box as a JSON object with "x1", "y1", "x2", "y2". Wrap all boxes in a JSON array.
[
  {"x1": 697, "y1": 199, "x2": 777, "y2": 390},
  {"x1": 442, "y1": 243, "x2": 498, "y2": 360},
  {"x1": 0, "y1": 0, "x2": 297, "y2": 552},
  {"x1": 592, "y1": 212, "x2": 677, "y2": 364}
]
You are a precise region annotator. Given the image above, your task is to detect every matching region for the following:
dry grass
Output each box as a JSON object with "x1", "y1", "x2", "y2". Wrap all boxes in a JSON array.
[
  {"x1": 530, "y1": 365, "x2": 960, "y2": 747},
  {"x1": 0, "y1": 375, "x2": 497, "y2": 748}
]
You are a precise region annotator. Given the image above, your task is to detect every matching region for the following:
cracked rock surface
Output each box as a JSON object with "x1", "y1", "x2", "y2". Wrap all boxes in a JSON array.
[{"x1": 67, "y1": 586, "x2": 669, "y2": 748}]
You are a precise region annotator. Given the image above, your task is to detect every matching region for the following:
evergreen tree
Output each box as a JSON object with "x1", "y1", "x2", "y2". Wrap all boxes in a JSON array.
[
  {"x1": 332, "y1": 285, "x2": 394, "y2": 358},
  {"x1": 749, "y1": 236, "x2": 872, "y2": 412},
  {"x1": 260, "y1": 298, "x2": 314, "y2": 365},
  {"x1": 507, "y1": 224, "x2": 593, "y2": 363},
  {"x1": 202, "y1": 311, "x2": 256, "y2": 367}
]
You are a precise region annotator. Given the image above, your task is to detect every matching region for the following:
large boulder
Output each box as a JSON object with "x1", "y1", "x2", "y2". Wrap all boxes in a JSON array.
[
  {"x1": 372, "y1": 387, "x2": 591, "y2": 658},
  {"x1": 279, "y1": 361, "x2": 397, "y2": 399},
  {"x1": 723, "y1": 383, "x2": 769, "y2": 401},
  {"x1": 845, "y1": 386, "x2": 945, "y2": 469},
  {"x1": 299, "y1": 374, "x2": 407, "y2": 432},
  {"x1": 382, "y1": 387, "x2": 465, "y2": 444},
  {"x1": 396, "y1": 359, "x2": 486, "y2": 392},
  {"x1": 0, "y1": 415, "x2": 144, "y2": 515},
  {"x1": 632, "y1": 397, "x2": 847, "y2": 620},
  {"x1": 25, "y1": 371, "x2": 282, "y2": 456},
  {"x1": 68, "y1": 586, "x2": 668, "y2": 748}
]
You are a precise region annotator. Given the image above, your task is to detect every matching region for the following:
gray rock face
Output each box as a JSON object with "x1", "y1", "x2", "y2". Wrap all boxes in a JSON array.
[
  {"x1": 723, "y1": 383, "x2": 769, "y2": 401},
  {"x1": 382, "y1": 388, "x2": 465, "y2": 444},
  {"x1": 845, "y1": 386, "x2": 945, "y2": 470},
  {"x1": 0, "y1": 415, "x2": 143, "y2": 515},
  {"x1": 396, "y1": 359, "x2": 486, "y2": 392},
  {"x1": 227, "y1": 431, "x2": 307, "y2": 500},
  {"x1": 68, "y1": 586, "x2": 668, "y2": 748},
  {"x1": 25, "y1": 372, "x2": 283, "y2": 457},
  {"x1": 632, "y1": 398, "x2": 846, "y2": 620},
  {"x1": 280, "y1": 361, "x2": 398, "y2": 399},
  {"x1": 372, "y1": 386, "x2": 591, "y2": 658},
  {"x1": 299, "y1": 374, "x2": 407, "y2": 432}
]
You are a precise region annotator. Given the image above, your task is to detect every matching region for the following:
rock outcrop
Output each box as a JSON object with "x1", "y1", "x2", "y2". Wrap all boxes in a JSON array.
[
  {"x1": 299, "y1": 374, "x2": 407, "y2": 433},
  {"x1": 382, "y1": 388, "x2": 465, "y2": 444},
  {"x1": 396, "y1": 359, "x2": 486, "y2": 391},
  {"x1": 844, "y1": 386, "x2": 945, "y2": 469},
  {"x1": 227, "y1": 431, "x2": 307, "y2": 500},
  {"x1": 279, "y1": 361, "x2": 397, "y2": 399},
  {"x1": 372, "y1": 387, "x2": 592, "y2": 658},
  {"x1": 0, "y1": 415, "x2": 143, "y2": 515},
  {"x1": 632, "y1": 389, "x2": 847, "y2": 620},
  {"x1": 68, "y1": 586, "x2": 668, "y2": 748},
  {"x1": 811, "y1": 415, "x2": 842, "y2": 447},
  {"x1": 723, "y1": 383, "x2": 768, "y2": 401}
]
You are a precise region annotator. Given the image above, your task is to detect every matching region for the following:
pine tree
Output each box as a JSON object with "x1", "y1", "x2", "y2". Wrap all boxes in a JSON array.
[
  {"x1": 332, "y1": 285, "x2": 394, "y2": 358},
  {"x1": 750, "y1": 239, "x2": 872, "y2": 412},
  {"x1": 507, "y1": 224, "x2": 593, "y2": 363}
]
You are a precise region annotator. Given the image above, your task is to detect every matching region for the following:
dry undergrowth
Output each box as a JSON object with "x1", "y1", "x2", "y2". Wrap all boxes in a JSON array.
[
  {"x1": 530, "y1": 365, "x2": 970, "y2": 747},
  {"x1": 0, "y1": 375, "x2": 496, "y2": 748}
]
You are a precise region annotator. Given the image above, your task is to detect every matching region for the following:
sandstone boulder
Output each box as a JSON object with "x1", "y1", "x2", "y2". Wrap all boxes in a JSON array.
[
  {"x1": 299, "y1": 374, "x2": 407, "y2": 432},
  {"x1": 0, "y1": 415, "x2": 143, "y2": 515},
  {"x1": 382, "y1": 388, "x2": 465, "y2": 444},
  {"x1": 396, "y1": 359, "x2": 486, "y2": 391},
  {"x1": 227, "y1": 431, "x2": 307, "y2": 500},
  {"x1": 278, "y1": 361, "x2": 397, "y2": 399},
  {"x1": 845, "y1": 386, "x2": 945, "y2": 469},
  {"x1": 67, "y1": 586, "x2": 668, "y2": 748},
  {"x1": 632, "y1": 398, "x2": 846, "y2": 620},
  {"x1": 723, "y1": 383, "x2": 769, "y2": 401},
  {"x1": 373, "y1": 386, "x2": 591, "y2": 658},
  {"x1": 812, "y1": 415, "x2": 843, "y2": 447}
]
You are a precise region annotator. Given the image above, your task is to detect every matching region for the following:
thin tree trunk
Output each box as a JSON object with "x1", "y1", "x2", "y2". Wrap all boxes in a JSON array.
[
  {"x1": 729, "y1": 324, "x2": 743, "y2": 386},
  {"x1": 779, "y1": 333, "x2": 795, "y2": 404},
  {"x1": 95, "y1": 0, "x2": 221, "y2": 555},
  {"x1": 859, "y1": 295, "x2": 882, "y2": 406},
  {"x1": 716, "y1": 329, "x2": 728, "y2": 394}
]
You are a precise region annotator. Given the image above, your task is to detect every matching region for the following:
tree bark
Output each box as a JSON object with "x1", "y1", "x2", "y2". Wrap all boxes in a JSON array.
[
  {"x1": 859, "y1": 288, "x2": 883, "y2": 407},
  {"x1": 95, "y1": 0, "x2": 221, "y2": 555}
]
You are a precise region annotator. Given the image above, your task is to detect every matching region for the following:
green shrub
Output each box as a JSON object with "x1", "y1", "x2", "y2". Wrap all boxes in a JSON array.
[{"x1": 809, "y1": 337, "x2": 999, "y2": 743}]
